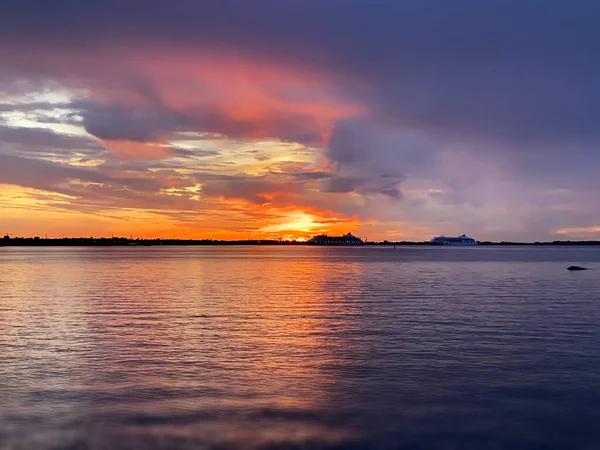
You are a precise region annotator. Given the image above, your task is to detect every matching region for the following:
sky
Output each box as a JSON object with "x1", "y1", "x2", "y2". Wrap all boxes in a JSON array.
[{"x1": 1, "y1": 0, "x2": 599, "y2": 241}]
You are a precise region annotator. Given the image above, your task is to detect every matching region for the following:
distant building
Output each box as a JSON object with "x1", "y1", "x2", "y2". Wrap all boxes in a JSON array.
[
  {"x1": 430, "y1": 234, "x2": 477, "y2": 246},
  {"x1": 3, "y1": 235, "x2": 9, "y2": 240},
  {"x1": 307, "y1": 232, "x2": 364, "y2": 246}
]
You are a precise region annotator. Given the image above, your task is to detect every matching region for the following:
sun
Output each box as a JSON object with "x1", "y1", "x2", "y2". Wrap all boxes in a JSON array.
[{"x1": 258, "y1": 211, "x2": 321, "y2": 234}]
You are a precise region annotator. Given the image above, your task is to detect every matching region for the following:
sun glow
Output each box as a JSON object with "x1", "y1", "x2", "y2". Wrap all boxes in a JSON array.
[{"x1": 259, "y1": 212, "x2": 321, "y2": 234}]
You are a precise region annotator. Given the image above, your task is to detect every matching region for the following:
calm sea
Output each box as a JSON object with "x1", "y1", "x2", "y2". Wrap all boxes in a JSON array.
[{"x1": 1, "y1": 246, "x2": 600, "y2": 450}]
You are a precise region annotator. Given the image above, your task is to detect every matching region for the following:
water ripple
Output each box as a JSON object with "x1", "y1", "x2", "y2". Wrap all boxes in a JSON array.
[{"x1": 1, "y1": 246, "x2": 600, "y2": 449}]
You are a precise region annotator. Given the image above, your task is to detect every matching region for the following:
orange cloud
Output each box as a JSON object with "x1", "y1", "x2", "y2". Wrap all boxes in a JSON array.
[
  {"x1": 100, "y1": 139, "x2": 172, "y2": 160},
  {"x1": 8, "y1": 45, "x2": 365, "y2": 146},
  {"x1": 0, "y1": 45, "x2": 379, "y2": 239}
]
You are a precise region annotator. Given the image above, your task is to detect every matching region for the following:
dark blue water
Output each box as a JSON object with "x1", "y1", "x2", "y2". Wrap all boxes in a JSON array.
[{"x1": 1, "y1": 246, "x2": 600, "y2": 449}]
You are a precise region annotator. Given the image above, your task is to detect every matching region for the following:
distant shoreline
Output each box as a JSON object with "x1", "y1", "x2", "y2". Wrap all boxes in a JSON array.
[{"x1": 2, "y1": 237, "x2": 600, "y2": 247}]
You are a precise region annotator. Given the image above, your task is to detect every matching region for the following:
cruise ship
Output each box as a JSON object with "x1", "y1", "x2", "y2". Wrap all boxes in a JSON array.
[
  {"x1": 429, "y1": 234, "x2": 478, "y2": 246},
  {"x1": 307, "y1": 232, "x2": 364, "y2": 246}
]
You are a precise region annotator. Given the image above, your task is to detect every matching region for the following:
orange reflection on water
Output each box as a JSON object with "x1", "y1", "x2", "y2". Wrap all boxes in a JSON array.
[{"x1": 0, "y1": 247, "x2": 365, "y2": 447}]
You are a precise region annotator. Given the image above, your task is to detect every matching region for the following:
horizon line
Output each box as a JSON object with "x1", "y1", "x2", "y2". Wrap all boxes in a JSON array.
[{"x1": 3, "y1": 235, "x2": 600, "y2": 246}]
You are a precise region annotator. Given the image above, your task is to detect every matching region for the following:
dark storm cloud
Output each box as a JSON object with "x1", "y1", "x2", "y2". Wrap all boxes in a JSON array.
[
  {"x1": 322, "y1": 175, "x2": 403, "y2": 199},
  {"x1": 71, "y1": 99, "x2": 324, "y2": 147},
  {"x1": 2, "y1": 0, "x2": 600, "y2": 239},
  {"x1": 0, "y1": 154, "x2": 163, "y2": 194},
  {"x1": 286, "y1": 171, "x2": 332, "y2": 181},
  {"x1": 78, "y1": 103, "x2": 181, "y2": 143},
  {"x1": 0, "y1": 125, "x2": 101, "y2": 153},
  {"x1": 322, "y1": 177, "x2": 363, "y2": 194},
  {"x1": 169, "y1": 147, "x2": 220, "y2": 158},
  {"x1": 73, "y1": 82, "x2": 195, "y2": 144},
  {"x1": 2, "y1": 0, "x2": 599, "y2": 149},
  {"x1": 200, "y1": 172, "x2": 314, "y2": 204},
  {"x1": 0, "y1": 125, "x2": 108, "y2": 165},
  {"x1": 324, "y1": 119, "x2": 439, "y2": 199}
]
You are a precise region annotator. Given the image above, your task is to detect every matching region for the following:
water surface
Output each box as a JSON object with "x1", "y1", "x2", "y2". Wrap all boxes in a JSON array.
[{"x1": 1, "y1": 246, "x2": 600, "y2": 449}]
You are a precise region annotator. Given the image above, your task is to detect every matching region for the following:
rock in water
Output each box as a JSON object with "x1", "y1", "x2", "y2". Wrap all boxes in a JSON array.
[{"x1": 567, "y1": 266, "x2": 588, "y2": 271}]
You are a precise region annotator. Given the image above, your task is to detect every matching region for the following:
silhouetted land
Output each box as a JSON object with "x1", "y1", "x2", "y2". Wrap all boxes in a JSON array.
[{"x1": 2, "y1": 236, "x2": 600, "y2": 247}]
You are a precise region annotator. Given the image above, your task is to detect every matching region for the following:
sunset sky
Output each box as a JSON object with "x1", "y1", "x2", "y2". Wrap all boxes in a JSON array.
[{"x1": 1, "y1": 0, "x2": 599, "y2": 241}]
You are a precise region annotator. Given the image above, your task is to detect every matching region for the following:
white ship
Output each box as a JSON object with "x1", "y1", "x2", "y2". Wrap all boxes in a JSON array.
[{"x1": 430, "y1": 234, "x2": 478, "y2": 246}]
